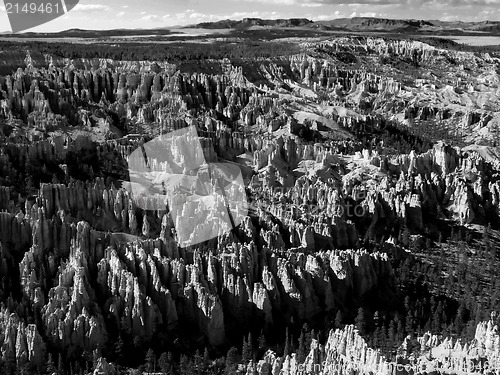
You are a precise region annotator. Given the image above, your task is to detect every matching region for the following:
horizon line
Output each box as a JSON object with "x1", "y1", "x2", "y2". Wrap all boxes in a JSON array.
[{"x1": 1, "y1": 15, "x2": 500, "y2": 35}]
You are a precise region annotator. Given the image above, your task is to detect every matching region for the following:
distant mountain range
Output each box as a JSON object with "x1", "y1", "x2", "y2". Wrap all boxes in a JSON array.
[
  {"x1": 320, "y1": 17, "x2": 500, "y2": 33},
  {"x1": 190, "y1": 17, "x2": 500, "y2": 34},
  {"x1": 192, "y1": 18, "x2": 314, "y2": 29},
  {"x1": 0, "y1": 28, "x2": 175, "y2": 38},
  {"x1": 1, "y1": 17, "x2": 500, "y2": 38}
]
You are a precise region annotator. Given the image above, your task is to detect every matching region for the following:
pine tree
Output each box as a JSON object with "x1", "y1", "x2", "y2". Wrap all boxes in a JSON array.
[
  {"x1": 404, "y1": 296, "x2": 411, "y2": 312},
  {"x1": 454, "y1": 303, "x2": 465, "y2": 335},
  {"x1": 120, "y1": 316, "x2": 130, "y2": 335},
  {"x1": 388, "y1": 320, "x2": 396, "y2": 352},
  {"x1": 297, "y1": 330, "x2": 307, "y2": 364},
  {"x1": 115, "y1": 335, "x2": 124, "y2": 363},
  {"x1": 224, "y1": 347, "x2": 239, "y2": 375},
  {"x1": 425, "y1": 236, "x2": 432, "y2": 250},
  {"x1": 335, "y1": 310, "x2": 344, "y2": 329},
  {"x1": 311, "y1": 329, "x2": 318, "y2": 343},
  {"x1": 158, "y1": 352, "x2": 172, "y2": 374},
  {"x1": 203, "y1": 348, "x2": 210, "y2": 372},
  {"x1": 25, "y1": 175, "x2": 35, "y2": 195},
  {"x1": 303, "y1": 325, "x2": 312, "y2": 354},
  {"x1": 433, "y1": 302, "x2": 443, "y2": 333},
  {"x1": 355, "y1": 307, "x2": 367, "y2": 336},
  {"x1": 179, "y1": 355, "x2": 193, "y2": 375},
  {"x1": 73, "y1": 361, "x2": 82, "y2": 375},
  {"x1": 92, "y1": 349, "x2": 101, "y2": 372},
  {"x1": 133, "y1": 336, "x2": 142, "y2": 350},
  {"x1": 373, "y1": 326, "x2": 381, "y2": 349},
  {"x1": 145, "y1": 349, "x2": 155, "y2": 373},
  {"x1": 379, "y1": 326, "x2": 388, "y2": 353},
  {"x1": 57, "y1": 354, "x2": 65, "y2": 375},
  {"x1": 247, "y1": 332, "x2": 254, "y2": 360},
  {"x1": 283, "y1": 327, "x2": 290, "y2": 357},
  {"x1": 405, "y1": 311, "x2": 414, "y2": 336},
  {"x1": 402, "y1": 227, "x2": 410, "y2": 247},
  {"x1": 423, "y1": 317, "x2": 431, "y2": 333},
  {"x1": 396, "y1": 317, "x2": 405, "y2": 342},
  {"x1": 46, "y1": 354, "x2": 57, "y2": 375},
  {"x1": 258, "y1": 330, "x2": 266, "y2": 352},
  {"x1": 373, "y1": 311, "x2": 380, "y2": 328},
  {"x1": 242, "y1": 335, "x2": 251, "y2": 363}
]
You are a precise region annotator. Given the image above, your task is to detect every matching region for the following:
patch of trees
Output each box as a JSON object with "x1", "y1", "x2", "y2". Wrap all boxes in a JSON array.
[
  {"x1": 0, "y1": 40, "x2": 301, "y2": 65},
  {"x1": 353, "y1": 117, "x2": 433, "y2": 155},
  {"x1": 335, "y1": 51, "x2": 358, "y2": 65},
  {"x1": 294, "y1": 123, "x2": 323, "y2": 143},
  {"x1": 415, "y1": 37, "x2": 500, "y2": 55}
]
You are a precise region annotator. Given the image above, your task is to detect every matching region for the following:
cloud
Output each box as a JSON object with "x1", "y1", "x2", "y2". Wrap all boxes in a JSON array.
[
  {"x1": 440, "y1": 14, "x2": 461, "y2": 21},
  {"x1": 117, "y1": 11, "x2": 126, "y2": 17},
  {"x1": 228, "y1": 11, "x2": 266, "y2": 18},
  {"x1": 312, "y1": 10, "x2": 345, "y2": 20},
  {"x1": 72, "y1": 4, "x2": 110, "y2": 12},
  {"x1": 181, "y1": 10, "x2": 273, "y2": 20},
  {"x1": 301, "y1": 3, "x2": 324, "y2": 7},
  {"x1": 139, "y1": 14, "x2": 171, "y2": 22},
  {"x1": 174, "y1": 10, "x2": 286, "y2": 23},
  {"x1": 232, "y1": 0, "x2": 500, "y2": 7},
  {"x1": 177, "y1": 11, "x2": 219, "y2": 21},
  {"x1": 189, "y1": 12, "x2": 205, "y2": 19},
  {"x1": 140, "y1": 14, "x2": 163, "y2": 21},
  {"x1": 447, "y1": 0, "x2": 500, "y2": 5},
  {"x1": 176, "y1": 9, "x2": 196, "y2": 19},
  {"x1": 229, "y1": 0, "x2": 296, "y2": 4}
]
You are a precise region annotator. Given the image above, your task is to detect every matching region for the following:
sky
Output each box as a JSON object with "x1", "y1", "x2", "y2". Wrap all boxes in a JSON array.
[{"x1": 1, "y1": 0, "x2": 500, "y2": 33}]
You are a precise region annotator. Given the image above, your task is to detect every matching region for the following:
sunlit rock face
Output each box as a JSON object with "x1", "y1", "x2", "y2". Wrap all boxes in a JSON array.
[
  {"x1": 254, "y1": 320, "x2": 500, "y2": 375},
  {"x1": 125, "y1": 125, "x2": 248, "y2": 247}
]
